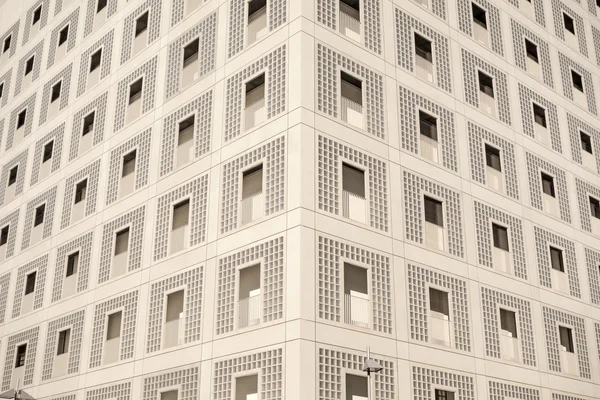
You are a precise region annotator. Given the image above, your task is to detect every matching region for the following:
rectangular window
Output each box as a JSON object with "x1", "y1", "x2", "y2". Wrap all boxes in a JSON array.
[
  {"x1": 428, "y1": 287, "x2": 449, "y2": 316},
  {"x1": 42, "y1": 141, "x2": 54, "y2": 162},
  {"x1": 172, "y1": 200, "x2": 190, "y2": 230},
  {"x1": 122, "y1": 150, "x2": 136, "y2": 177},
  {"x1": 17, "y1": 109, "x2": 27, "y2": 129},
  {"x1": 414, "y1": 33, "x2": 432, "y2": 62},
  {"x1": 424, "y1": 196, "x2": 443, "y2": 227},
  {"x1": 435, "y1": 390, "x2": 455, "y2": 400},
  {"x1": 245, "y1": 73, "x2": 266, "y2": 103},
  {"x1": 590, "y1": 197, "x2": 600, "y2": 219},
  {"x1": 32, "y1": 6, "x2": 42, "y2": 25},
  {"x1": 74, "y1": 180, "x2": 87, "y2": 204},
  {"x1": 3, "y1": 36, "x2": 11, "y2": 53},
  {"x1": 532, "y1": 103, "x2": 547, "y2": 127},
  {"x1": 242, "y1": 165, "x2": 263, "y2": 199},
  {"x1": 82, "y1": 112, "x2": 95, "y2": 136},
  {"x1": 15, "y1": 344, "x2": 26, "y2": 368},
  {"x1": 114, "y1": 228, "x2": 130, "y2": 255},
  {"x1": 572, "y1": 70, "x2": 584, "y2": 92},
  {"x1": 499, "y1": 308, "x2": 518, "y2": 337},
  {"x1": 248, "y1": 0, "x2": 267, "y2": 19},
  {"x1": 340, "y1": 71, "x2": 363, "y2": 106},
  {"x1": 0, "y1": 226, "x2": 8, "y2": 246},
  {"x1": 485, "y1": 144, "x2": 501, "y2": 171},
  {"x1": 135, "y1": 11, "x2": 149, "y2": 37},
  {"x1": 0, "y1": 83, "x2": 4, "y2": 98},
  {"x1": 7, "y1": 166, "x2": 18, "y2": 186},
  {"x1": 89, "y1": 49, "x2": 102, "y2": 72},
  {"x1": 97, "y1": 0, "x2": 107, "y2": 13},
  {"x1": 51, "y1": 81, "x2": 62, "y2": 103},
  {"x1": 182, "y1": 39, "x2": 199, "y2": 67},
  {"x1": 178, "y1": 115, "x2": 194, "y2": 145},
  {"x1": 492, "y1": 223, "x2": 509, "y2": 251},
  {"x1": 58, "y1": 25, "x2": 69, "y2": 46},
  {"x1": 563, "y1": 13, "x2": 575, "y2": 34},
  {"x1": 129, "y1": 78, "x2": 143, "y2": 104},
  {"x1": 525, "y1": 39, "x2": 538, "y2": 62},
  {"x1": 25, "y1": 56, "x2": 35, "y2": 75},
  {"x1": 57, "y1": 329, "x2": 70, "y2": 355},
  {"x1": 478, "y1": 71, "x2": 494, "y2": 97},
  {"x1": 34, "y1": 204, "x2": 45, "y2": 227},
  {"x1": 419, "y1": 110, "x2": 437, "y2": 141},
  {"x1": 472, "y1": 2, "x2": 487, "y2": 28},
  {"x1": 580, "y1": 131, "x2": 593, "y2": 154},
  {"x1": 541, "y1": 173, "x2": 555, "y2": 197},
  {"x1": 550, "y1": 246, "x2": 565, "y2": 272},
  {"x1": 166, "y1": 290, "x2": 184, "y2": 322},
  {"x1": 106, "y1": 311, "x2": 122, "y2": 340},
  {"x1": 66, "y1": 252, "x2": 79, "y2": 276},
  {"x1": 25, "y1": 271, "x2": 36, "y2": 295},
  {"x1": 342, "y1": 163, "x2": 365, "y2": 198},
  {"x1": 559, "y1": 326, "x2": 574, "y2": 352}
]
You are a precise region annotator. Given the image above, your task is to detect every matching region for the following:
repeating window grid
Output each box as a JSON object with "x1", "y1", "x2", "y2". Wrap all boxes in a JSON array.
[
  {"x1": 160, "y1": 89, "x2": 213, "y2": 176},
  {"x1": 98, "y1": 206, "x2": 145, "y2": 283},
  {"x1": 83, "y1": 0, "x2": 118, "y2": 37},
  {"x1": 518, "y1": 83, "x2": 562, "y2": 152},
  {"x1": 585, "y1": 247, "x2": 600, "y2": 305},
  {"x1": 317, "y1": 135, "x2": 389, "y2": 231},
  {"x1": 213, "y1": 348, "x2": 283, "y2": 400},
  {"x1": 113, "y1": 55, "x2": 158, "y2": 131},
  {"x1": 0, "y1": 149, "x2": 28, "y2": 206},
  {"x1": 23, "y1": 0, "x2": 49, "y2": 45},
  {"x1": 142, "y1": 367, "x2": 199, "y2": 400},
  {"x1": 0, "y1": 69, "x2": 12, "y2": 109},
  {"x1": 153, "y1": 174, "x2": 208, "y2": 261},
  {"x1": 6, "y1": 93, "x2": 36, "y2": 151},
  {"x1": 39, "y1": 64, "x2": 73, "y2": 125},
  {"x1": 575, "y1": 178, "x2": 600, "y2": 232},
  {"x1": 395, "y1": 8, "x2": 452, "y2": 93},
  {"x1": 224, "y1": 45, "x2": 287, "y2": 141},
  {"x1": 488, "y1": 380, "x2": 541, "y2": 400},
  {"x1": 411, "y1": 365, "x2": 475, "y2": 400},
  {"x1": 120, "y1": 0, "x2": 162, "y2": 65},
  {"x1": 171, "y1": 0, "x2": 208, "y2": 26},
  {"x1": 316, "y1": 44, "x2": 385, "y2": 139},
  {"x1": 542, "y1": 306, "x2": 591, "y2": 378},
  {"x1": 403, "y1": 170, "x2": 464, "y2": 257},
  {"x1": 457, "y1": 0, "x2": 504, "y2": 56},
  {"x1": 49, "y1": 395, "x2": 76, "y2": 400},
  {"x1": 534, "y1": 226, "x2": 580, "y2": 297},
  {"x1": 588, "y1": 0, "x2": 599, "y2": 15},
  {"x1": 1, "y1": 327, "x2": 39, "y2": 390},
  {"x1": 567, "y1": 113, "x2": 600, "y2": 172},
  {"x1": 0, "y1": 272, "x2": 11, "y2": 324},
  {"x1": 473, "y1": 201, "x2": 527, "y2": 279},
  {"x1": 146, "y1": 267, "x2": 203, "y2": 353},
  {"x1": 551, "y1": 0, "x2": 588, "y2": 57},
  {"x1": 504, "y1": 0, "x2": 546, "y2": 26},
  {"x1": 59, "y1": 159, "x2": 102, "y2": 229},
  {"x1": 69, "y1": 92, "x2": 109, "y2": 160},
  {"x1": 47, "y1": 7, "x2": 80, "y2": 68},
  {"x1": 76, "y1": 30, "x2": 115, "y2": 97},
  {"x1": 467, "y1": 121, "x2": 519, "y2": 199},
  {"x1": 592, "y1": 26, "x2": 600, "y2": 67},
  {"x1": 11, "y1": 254, "x2": 48, "y2": 318},
  {"x1": 314, "y1": 0, "x2": 381, "y2": 55},
  {"x1": 14, "y1": 40, "x2": 44, "y2": 96},
  {"x1": 30, "y1": 123, "x2": 65, "y2": 186},
  {"x1": 21, "y1": 186, "x2": 58, "y2": 249},
  {"x1": 41, "y1": 309, "x2": 85, "y2": 380},
  {"x1": 89, "y1": 291, "x2": 138, "y2": 368},
  {"x1": 0, "y1": 21, "x2": 19, "y2": 59},
  {"x1": 51, "y1": 231, "x2": 93, "y2": 302},
  {"x1": 105, "y1": 128, "x2": 152, "y2": 205},
  {"x1": 461, "y1": 48, "x2": 512, "y2": 125},
  {"x1": 227, "y1": 0, "x2": 244, "y2": 56},
  {"x1": 220, "y1": 135, "x2": 285, "y2": 234},
  {"x1": 558, "y1": 52, "x2": 597, "y2": 115},
  {"x1": 215, "y1": 237, "x2": 284, "y2": 335},
  {"x1": 553, "y1": 394, "x2": 586, "y2": 400},
  {"x1": 480, "y1": 286, "x2": 537, "y2": 366},
  {"x1": 526, "y1": 152, "x2": 572, "y2": 223},
  {"x1": 0, "y1": 119, "x2": 3, "y2": 148},
  {"x1": 164, "y1": 12, "x2": 216, "y2": 100},
  {"x1": 407, "y1": 263, "x2": 470, "y2": 351},
  {"x1": 0, "y1": 209, "x2": 19, "y2": 260},
  {"x1": 595, "y1": 323, "x2": 600, "y2": 365},
  {"x1": 318, "y1": 347, "x2": 394, "y2": 400},
  {"x1": 317, "y1": 235, "x2": 393, "y2": 334},
  {"x1": 85, "y1": 382, "x2": 131, "y2": 400}
]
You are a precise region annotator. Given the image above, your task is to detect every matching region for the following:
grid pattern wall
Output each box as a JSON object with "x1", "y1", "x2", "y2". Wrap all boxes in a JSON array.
[
  {"x1": 518, "y1": 83, "x2": 562, "y2": 152},
  {"x1": 317, "y1": 235, "x2": 393, "y2": 334},
  {"x1": 411, "y1": 365, "x2": 475, "y2": 400},
  {"x1": 0, "y1": 209, "x2": 19, "y2": 261},
  {"x1": 49, "y1": 395, "x2": 76, "y2": 400},
  {"x1": 220, "y1": 135, "x2": 286, "y2": 233},
  {"x1": 558, "y1": 52, "x2": 597, "y2": 115},
  {"x1": 317, "y1": 135, "x2": 388, "y2": 231},
  {"x1": 14, "y1": 40, "x2": 44, "y2": 96},
  {"x1": 0, "y1": 149, "x2": 28, "y2": 206},
  {"x1": 553, "y1": 394, "x2": 585, "y2": 400},
  {"x1": 0, "y1": 69, "x2": 12, "y2": 109},
  {"x1": 407, "y1": 263, "x2": 470, "y2": 351},
  {"x1": 146, "y1": 267, "x2": 203, "y2": 353},
  {"x1": 1, "y1": 327, "x2": 39, "y2": 390},
  {"x1": 98, "y1": 206, "x2": 146, "y2": 283},
  {"x1": 120, "y1": 0, "x2": 162, "y2": 65},
  {"x1": 224, "y1": 45, "x2": 287, "y2": 141},
  {"x1": 59, "y1": 159, "x2": 102, "y2": 229},
  {"x1": 575, "y1": 177, "x2": 600, "y2": 232},
  {"x1": 227, "y1": 0, "x2": 287, "y2": 57},
  {"x1": 0, "y1": 272, "x2": 11, "y2": 324},
  {"x1": 170, "y1": 0, "x2": 206, "y2": 26},
  {"x1": 488, "y1": 380, "x2": 541, "y2": 400},
  {"x1": 473, "y1": 201, "x2": 527, "y2": 279},
  {"x1": 525, "y1": 152, "x2": 572, "y2": 223},
  {"x1": 12, "y1": 254, "x2": 48, "y2": 318},
  {"x1": 21, "y1": 186, "x2": 58, "y2": 249},
  {"x1": 457, "y1": 0, "x2": 504, "y2": 56},
  {"x1": 76, "y1": 30, "x2": 115, "y2": 97},
  {"x1": 142, "y1": 366, "x2": 199, "y2": 400},
  {"x1": 510, "y1": 21, "x2": 552, "y2": 88},
  {"x1": 105, "y1": 127, "x2": 152, "y2": 205},
  {"x1": 596, "y1": 323, "x2": 600, "y2": 366},
  {"x1": 592, "y1": 26, "x2": 600, "y2": 67},
  {"x1": 22, "y1": 0, "x2": 49, "y2": 45},
  {"x1": 567, "y1": 112, "x2": 600, "y2": 173},
  {"x1": 153, "y1": 174, "x2": 209, "y2": 261},
  {"x1": 551, "y1": 0, "x2": 588, "y2": 56},
  {"x1": 215, "y1": 237, "x2": 284, "y2": 335},
  {"x1": 467, "y1": 121, "x2": 519, "y2": 199},
  {"x1": 316, "y1": 43, "x2": 385, "y2": 139},
  {"x1": 30, "y1": 123, "x2": 65, "y2": 185},
  {"x1": 47, "y1": 7, "x2": 80, "y2": 68},
  {"x1": 461, "y1": 48, "x2": 512, "y2": 125},
  {"x1": 69, "y1": 92, "x2": 109, "y2": 160},
  {"x1": 585, "y1": 247, "x2": 600, "y2": 305},
  {"x1": 39, "y1": 64, "x2": 73, "y2": 124},
  {"x1": 318, "y1": 346, "x2": 394, "y2": 400},
  {"x1": 83, "y1": 0, "x2": 117, "y2": 37},
  {"x1": 403, "y1": 170, "x2": 464, "y2": 257},
  {"x1": 213, "y1": 348, "x2": 283, "y2": 400},
  {"x1": 160, "y1": 89, "x2": 213, "y2": 176},
  {"x1": 480, "y1": 286, "x2": 537, "y2": 366},
  {"x1": 85, "y1": 382, "x2": 131, "y2": 400},
  {"x1": 89, "y1": 291, "x2": 139, "y2": 368},
  {"x1": 534, "y1": 225, "x2": 580, "y2": 297},
  {"x1": 51, "y1": 231, "x2": 94, "y2": 302},
  {"x1": 6, "y1": 93, "x2": 36, "y2": 150},
  {"x1": 0, "y1": 21, "x2": 19, "y2": 59},
  {"x1": 164, "y1": 12, "x2": 216, "y2": 99},
  {"x1": 395, "y1": 8, "x2": 452, "y2": 93},
  {"x1": 41, "y1": 309, "x2": 85, "y2": 380},
  {"x1": 542, "y1": 306, "x2": 591, "y2": 378}
]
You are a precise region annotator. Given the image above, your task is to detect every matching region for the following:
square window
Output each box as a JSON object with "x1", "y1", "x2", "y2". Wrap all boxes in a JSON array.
[
  {"x1": 485, "y1": 144, "x2": 501, "y2": 171},
  {"x1": 472, "y1": 2, "x2": 487, "y2": 28},
  {"x1": 7, "y1": 166, "x2": 18, "y2": 186},
  {"x1": 424, "y1": 196, "x2": 443, "y2": 227},
  {"x1": 414, "y1": 33, "x2": 432, "y2": 62},
  {"x1": 571, "y1": 70, "x2": 584, "y2": 92},
  {"x1": 428, "y1": 287, "x2": 449, "y2": 316},
  {"x1": 492, "y1": 223, "x2": 509, "y2": 251},
  {"x1": 15, "y1": 344, "x2": 26, "y2": 368},
  {"x1": 42, "y1": 141, "x2": 54, "y2": 163},
  {"x1": 0, "y1": 226, "x2": 8, "y2": 246},
  {"x1": 478, "y1": 71, "x2": 494, "y2": 97},
  {"x1": 89, "y1": 49, "x2": 102, "y2": 72},
  {"x1": 550, "y1": 246, "x2": 564, "y2": 272},
  {"x1": 58, "y1": 25, "x2": 69, "y2": 46},
  {"x1": 499, "y1": 308, "x2": 518, "y2": 337},
  {"x1": 57, "y1": 329, "x2": 70, "y2": 355},
  {"x1": 25, "y1": 271, "x2": 36, "y2": 295},
  {"x1": 580, "y1": 131, "x2": 593, "y2": 154},
  {"x1": 135, "y1": 11, "x2": 149, "y2": 37},
  {"x1": 563, "y1": 13, "x2": 575, "y2": 34},
  {"x1": 559, "y1": 326, "x2": 574, "y2": 352},
  {"x1": 541, "y1": 173, "x2": 555, "y2": 197},
  {"x1": 34, "y1": 204, "x2": 45, "y2": 227}
]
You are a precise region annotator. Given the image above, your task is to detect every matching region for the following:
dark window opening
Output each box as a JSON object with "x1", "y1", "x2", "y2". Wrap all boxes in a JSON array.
[
  {"x1": 414, "y1": 33, "x2": 433, "y2": 62},
  {"x1": 242, "y1": 165, "x2": 263, "y2": 199},
  {"x1": 0, "y1": 83, "x2": 4, "y2": 98},
  {"x1": 57, "y1": 329, "x2": 70, "y2": 355},
  {"x1": 122, "y1": 150, "x2": 136, "y2": 177},
  {"x1": 559, "y1": 326, "x2": 574, "y2": 352},
  {"x1": 89, "y1": 49, "x2": 102, "y2": 72},
  {"x1": 248, "y1": 0, "x2": 267, "y2": 17},
  {"x1": 246, "y1": 73, "x2": 265, "y2": 95},
  {"x1": 128, "y1": 78, "x2": 143, "y2": 104},
  {"x1": 525, "y1": 39, "x2": 539, "y2": 62},
  {"x1": 342, "y1": 163, "x2": 365, "y2": 198},
  {"x1": 563, "y1": 13, "x2": 575, "y2": 34},
  {"x1": 42, "y1": 141, "x2": 54, "y2": 163},
  {"x1": 0, "y1": 226, "x2": 8, "y2": 246},
  {"x1": 419, "y1": 110, "x2": 438, "y2": 141},
  {"x1": 182, "y1": 38, "x2": 199, "y2": 65},
  {"x1": 66, "y1": 252, "x2": 79, "y2": 277},
  {"x1": 15, "y1": 344, "x2": 26, "y2": 368},
  {"x1": 74, "y1": 180, "x2": 87, "y2": 204},
  {"x1": 32, "y1": 6, "x2": 42, "y2": 25},
  {"x1": 114, "y1": 227, "x2": 130, "y2": 255},
  {"x1": 541, "y1": 173, "x2": 555, "y2": 197},
  {"x1": 17, "y1": 109, "x2": 27, "y2": 128},
  {"x1": 500, "y1": 308, "x2": 518, "y2": 337},
  {"x1": 550, "y1": 246, "x2": 565, "y2": 272},
  {"x1": 435, "y1": 390, "x2": 455, "y2": 400},
  {"x1": 97, "y1": 0, "x2": 107, "y2": 13},
  {"x1": 135, "y1": 11, "x2": 149, "y2": 37},
  {"x1": 485, "y1": 144, "x2": 501, "y2": 171},
  {"x1": 472, "y1": 2, "x2": 487, "y2": 28},
  {"x1": 25, "y1": 272, "x2": 36, "y2": 295},
  {"x1": 25, "y1": 57, "x2": 35, "y2": 75},
  {"x1": 82, "y1": 112, "x2": 95, "y2": 136},
  {"x1": 572, "y1": 70, "x2": 584, "y2": 92},
  {"x1": 58, "y1": 25, "x2": 69, "y2": 46},
  {"x1": 532, "y1": 103, "x2": 547, "y2": 127},
  {"x1": 7, "y1": 166, "x2": 18, "y2": 186},
  {"x1": 34, "y1": 204, "x2": 45, "y2": 227},
  {"x1": 51, "y1": 81, "x2": 62, "y2": 103},
  {"x1": 3, "y1": 35, "x2": 11, "y2": 53},
  {"x1": 590, "y1": 197, "x2": 600, "y2": 219},
  {"x1": 581, "y1": 131, "x2": 593, "y2": 154},
  {"x1": 428, "y1": 287, "x2": 449, "y2": 316},
  {"x1": 478, "y1": 71, "x2": 494, "y2": 97},
  {"x1": 492, "y1": 223, "x2": 509, "y2": 251},
  {"x1": 424, "y1": 196, "x2": 443, "y2": 227}
]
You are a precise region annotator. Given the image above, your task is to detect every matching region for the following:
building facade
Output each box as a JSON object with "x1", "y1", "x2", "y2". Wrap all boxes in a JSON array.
[{"x1": 0, "y1": 0, "x2": 599, "y2": 398}]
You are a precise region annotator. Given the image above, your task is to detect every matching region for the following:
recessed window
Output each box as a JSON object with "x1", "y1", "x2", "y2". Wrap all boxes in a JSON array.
[
  {"x1": 541, "y1": 173, "x2": 555, "y2": 197},
  {"x1": 485, "y1": 144, "x2": 501, "y2": 171},
  {"x1": 0, "y1": 82, "x2": 4, "y2": 98},
  {"x1": 414, "y1": 33, "x2": 432, "y2": 62},
  {"x1": 42, "y1": 141, "x2": 54, "y2": 163},
  {"x1": 15, "y1": 344, "x2": 27, "y2": 368},
  {"x1": 51, "y1": 81, "x2": 62, "y2": 103},
  {"x1": 90, "y1": 49, "x2": 102, "y2": 72},
  {"x1": 563, "y1": 13, "x2": 575, "y2": 34},
  {"x1": 172, "y1": 200, "x2": 190, "y2": 230},
  {"x1": 17, "y1": 109, "x2": 27, "y2": 129},
  {"x1": 559, "y1": 326, "x2": 574, "y2": 352},
  {"x1": 66, "y1": 252, "x2": 79, "y2": 277},
  {"x1": 97, "y1": 0, "x2": 107, "y2": 13},
  {"x1": 7, "y1": 166, "x2": 18, "y2": 186},
  {"x1": 597, "y1": 0, "x2": 600, "y2": 7},
  {"x1": 32, "y1": 6, "x2": 42, "y2": 25},
  {"x1": 248, "y1": 0, "x2": 267, "y2": 18},
  {"x1": 532, "y1": 103, "x2": 546, "y2": 127},
  {"x1": 25, "y1": 271, "x2": 37, "y2": 295},
  {"x1": 246, "y1": 73, "x2": 265, "y2": 97},
  {"x1": 82, "y1": 112, "x2": 95, "y2": 136},
  {"x1": 135, "y1": 11, "x2": 149, "y2": 37},
  {"x1": 106, "y1": 311, "x2": 122, "y2": 340},
  {"x1": 492, "y1": 223, "x2": 509, "y2": 251},
  {"x1": 500, "y1": 308, "x2": 518, "y2": 337},
  {"x1": 58, "y1": 25, "x2": 69, "y2": 46},
  {"x1": 182, "y1": 39, "x2": 199, "y2": 66},
  {"x1": 435, "y1": 389, "x2": 455, "y2": 400},
  {"x1": 114, "y1": 228, "x2": 130, "y2": 255},
  {"x1": 472, "y1": 2, "x2": 487, "y2": 28},
  {"x1": 129, "y1": 79, "x2": 143, "y2": 104},
  {"x1": 74, "y1": 180, "x2": 87, "y2": 204},
  {"x1": 3, "y1": 35, "x2": 11, "y2": 53},
  {"x1": 525, "y1": 39, "x2": 538, "y2": 62},
  {"x1": 550, "y1": 246, "x2": 564, "y2": 272},
  {"x1": 424, "y1": 196, "x2": 443, "y2": 227},
  {"x1": 178, "y1": 115, "x2": 194, "y2": 144},
  {"x1": 0, "y1": 226, "x2": 8, "y2": 246},
  {"x1": 242, "y1": 165, "x2": 263, "y2": 199},
  {"x1": 340, "y1": 71, "x2": 363, "y2": 106},
  {"x1": 25, "y1": 57, "x2": 35, "y2": 75},
  {"x1": 57, "y1": 329, "x2": 70, "y2": 355},
  {"x1": 571, "y1": 70, "x2": 584, "y2": 92},
  {"x1": 580, "y1": 131, "x2": 593, "y2": 154},
  {"x1": 34, "y1": 204, "x2": 45, "y2": 227},
  {"x1": 342, "y1": 163, "x2": 365, "y2": 198},
  {"x1": 122, "y1": 150, "x2": 136, "y2": 177},
  {"x1": 590, "y1": 197, "x2": 600, "y2": 219},
  {"x1": 429, "y1": 287, "x2": 449, "y2": 316},
  {"x1": 419, "y1": 110, "x2": 437, "y2": 141},
  {"x1": 478, "y1": 71, "x2": 494, "y2": 97}
]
